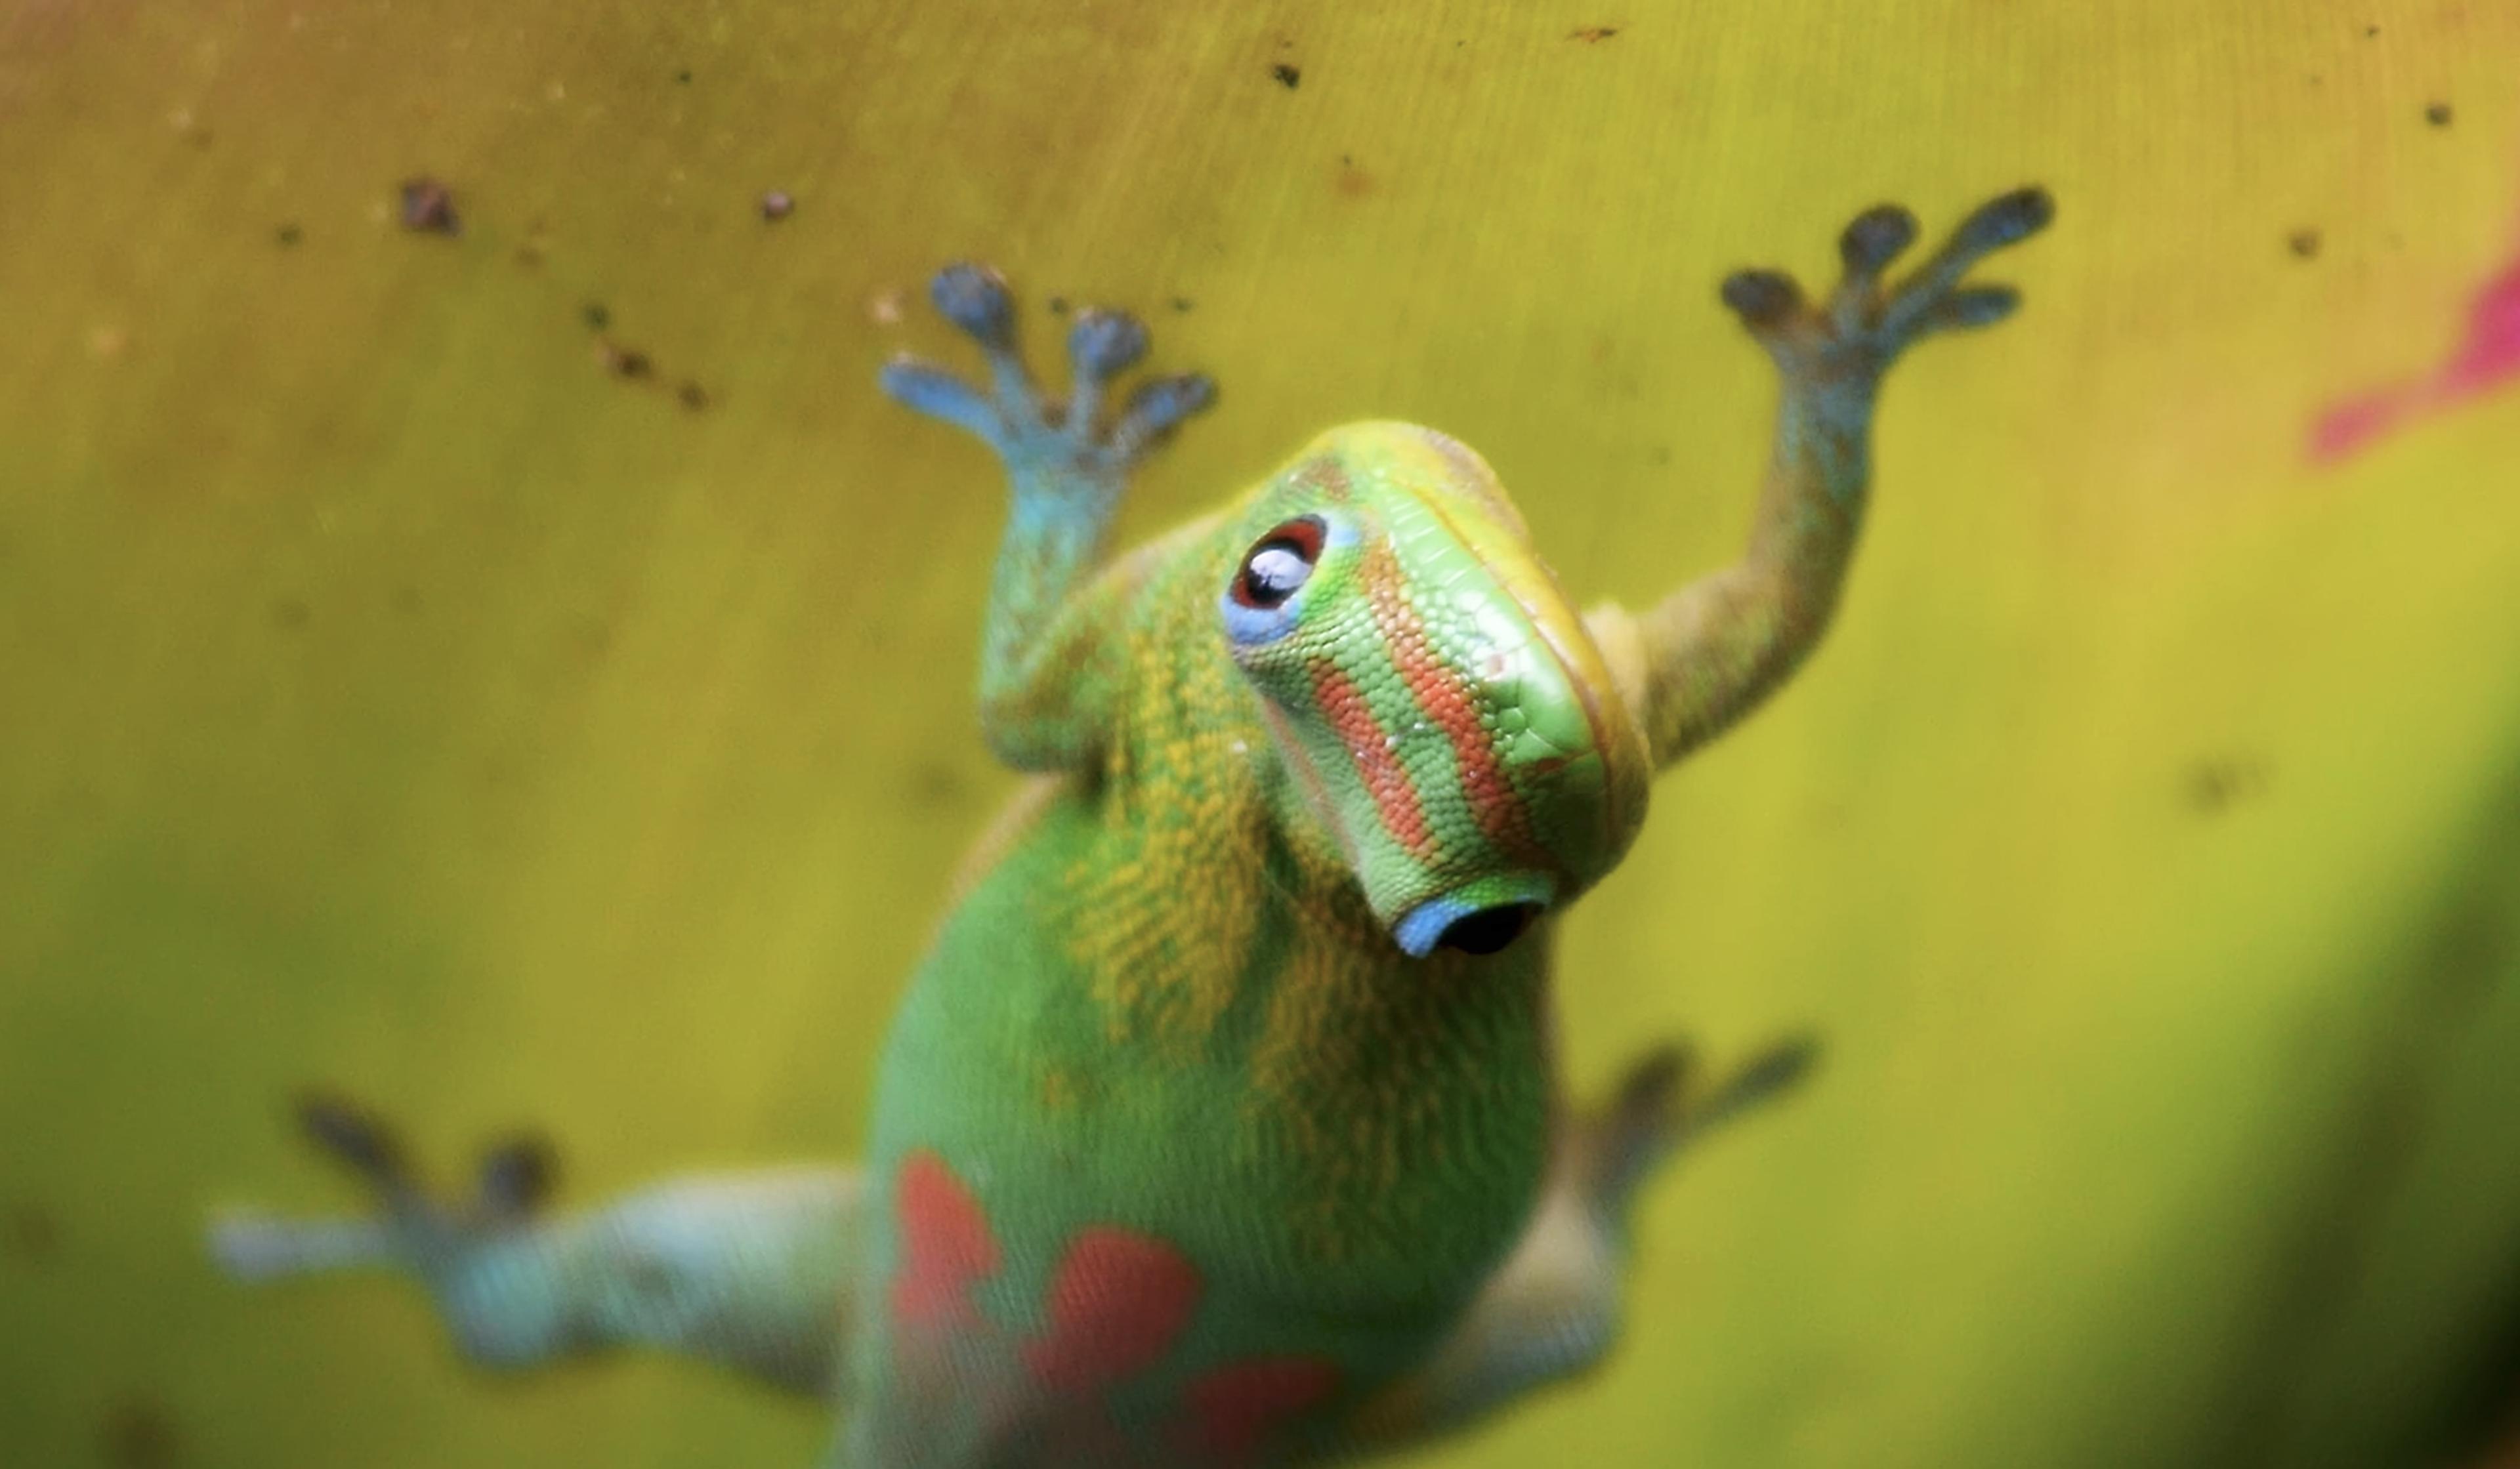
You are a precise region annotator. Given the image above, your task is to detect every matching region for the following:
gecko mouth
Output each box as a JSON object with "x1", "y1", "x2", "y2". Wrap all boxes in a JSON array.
[{"x1": 1437, "y1": 903, "x2": 1540, "y2": 954}]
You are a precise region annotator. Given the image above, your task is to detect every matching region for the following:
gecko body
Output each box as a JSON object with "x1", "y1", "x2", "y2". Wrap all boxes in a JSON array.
[{"x1": 213, "y1": 188, "x2": 2053, "y2": 1467}]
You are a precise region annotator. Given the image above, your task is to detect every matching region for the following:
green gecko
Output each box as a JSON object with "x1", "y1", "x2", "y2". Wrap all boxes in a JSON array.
[{"x1": 211, "y1": 186, "x2": 2053, "y2": 1466}]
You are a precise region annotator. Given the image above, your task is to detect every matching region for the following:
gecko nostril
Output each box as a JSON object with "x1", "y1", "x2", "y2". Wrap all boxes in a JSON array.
[{"x1": 1437, "y1": 903, "x2": 1542, "y2": 955}]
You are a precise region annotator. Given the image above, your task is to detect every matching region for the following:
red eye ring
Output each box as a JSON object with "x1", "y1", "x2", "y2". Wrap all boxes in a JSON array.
[{"x1": 1230, "y1": 516, "x2": 1326, "y2": 611}]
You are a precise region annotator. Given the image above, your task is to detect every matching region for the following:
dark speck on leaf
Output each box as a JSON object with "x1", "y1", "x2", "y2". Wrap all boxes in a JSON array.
[
  {"x1": 1570, "y1": 26, "x2": 1619, "y2": 42},
  {"x1": 2186, "y1": 756, "x2": 2269, "y2": 816},
  {"x1": 2427, "y1": 102, "x2": 2454, "y2": 127},
  {"x1": 398, "y1": 176, "x2": 461, "y2": 236},
  {"x1": 1272, "y1": 63, "x2": 1301, "y2": 89},
  {"x1": 675, "y1": 68, "x2": 693, "y2": 83},
  {"x1": 100, "y1": 1399, "x2": 179, "y2": 1469},
  {"x1": 271, "y1": 598, "x2": 311, "y2": 631},
  {"x1": 761, "y1": 190, "x2": 795, "y2": 221},
  {"x1": 600, "y1": 341, "x2": 653, "y2": 380},
  {"x1": 581, "y1": 302, "x2": 611, "y2": 331},
  {"x1": 912, "y1": 762, "x2": 968, "y2": 807},
  {"x1": 2288, "y1": 229, "x2": 2322, "y2": 260},
  {"x1": 274, "y1": 224, "x2": 302, "y2": 248},
  {"x1": 677, "y1": 381, "x2": 710, "y2": 411},
  {"x1": 1171, "y1": 297, "x2": 1194, "y2": 313},
  {"x1": 1047, "y1": 295, "x2": 1070, "y2": 316},
  {"x1": 5, "y1": 1202, "x2": 58, "y2": 1260}
]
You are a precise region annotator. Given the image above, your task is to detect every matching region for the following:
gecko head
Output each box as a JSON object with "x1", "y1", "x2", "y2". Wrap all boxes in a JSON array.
[{"x1": 1217, "y1": 423, "x2": 1652, "y2": 959}]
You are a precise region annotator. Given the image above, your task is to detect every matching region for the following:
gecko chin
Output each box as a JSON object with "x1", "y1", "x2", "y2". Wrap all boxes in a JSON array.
[{"x1": 1391, "y1": 879, "x2": 1555, "y2": 959}]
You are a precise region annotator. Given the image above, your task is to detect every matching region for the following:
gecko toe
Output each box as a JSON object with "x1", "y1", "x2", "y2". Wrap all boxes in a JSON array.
[
  {"x1": 1954, "y1": 186, "x2": 2055, "y2": 255},
  {"x1": 1838, "y1": 204, "x2": 1920, "y2": 278},
  {"x1": 475, "y1": 1133, "x2": 560, "y2": 1222},
  {"x1": 296, "y1": 1090, "x2": 409, "y2": 1184},
  {"x1": 1068, "y1": 309, "x2": 1150, "y2": 382},
  {"x1": 1120, "y1": 373, "x2": 1217, "y2": 440},
  {"x1": 930, "y1": 262, "x2": 1018, "y2": 350},
  {"x1": 1720, "y1": 269, "x2": 1805, "y2": 328},
  {"x1": 1927, "y1": 285, "x2": 2022, "y2": 331}
]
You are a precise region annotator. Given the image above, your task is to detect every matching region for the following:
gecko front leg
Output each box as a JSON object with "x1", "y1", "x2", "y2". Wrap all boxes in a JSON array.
[
  {"x1": 883, "y1": 266, "x2": 1215, "y2": 772},
  {"x1": 1595, "y1": 186, "x2": 2055, "y2": 766}
]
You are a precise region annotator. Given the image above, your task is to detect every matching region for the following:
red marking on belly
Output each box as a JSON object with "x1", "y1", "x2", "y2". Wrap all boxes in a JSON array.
[
  {"x1": 1180, "y1": 1357, "x2": 1343, "y2": 1462},
  {"x1": 2313, "y1": 217, "x2": 2520, "y2": 461},
  {"x1": 889, "y1": 1151, "x2": 999, "y2": 1334},
  {"x1": 1020, "y1": 1227, "x2": 1204, "y2": 1392}
]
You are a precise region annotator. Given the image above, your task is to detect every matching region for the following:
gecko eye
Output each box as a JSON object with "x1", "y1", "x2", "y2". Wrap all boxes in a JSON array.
[{"x1": 1230, "y1": 517, "x2": 1326, "y2": 611}]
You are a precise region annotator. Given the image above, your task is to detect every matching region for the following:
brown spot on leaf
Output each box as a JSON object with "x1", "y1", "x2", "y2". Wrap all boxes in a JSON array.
[
  {"x1": 1272, "y1": 63, "x2": 1301, "y2": 89},
  {"x1": 2427, "y1": 102, "x2": 2454, "y2": 127},
  {"x1": 4, "y1": 1202, "x2": 58, "y2": 1261},
  {"x1": 2288, "y1": 229, "x2": 2322, "y2": 260},
  {"x1": 398, "y1": 176, "x2": 460, "y2": 235},
  {"x1": 100, "y1": 1399, "x2": 179, "y2": 1469},
  {"x1": 274, "y1": 224, "x2": 302, "y2": 248},
  {"x1": 598, "y1": 340, "x2": 653, "y2": 379},
  {"x1": 2185, "y1": 756, "x2": 2270, "y2": 816},
  {"x1": 1569, "y1": 26, "x2": 1620, "y2": 42},
  {"x1": 581, "y1": 302, "x2": 612, "y2": 331},
  {"x1": 676, "y1": 381, "x2": 711, "y2": 411}
]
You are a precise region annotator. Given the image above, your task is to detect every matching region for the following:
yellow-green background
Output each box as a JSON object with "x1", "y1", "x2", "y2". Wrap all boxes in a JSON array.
[{"x1": 6, "y1": 1, "x2": 2519, "y2": 1465}]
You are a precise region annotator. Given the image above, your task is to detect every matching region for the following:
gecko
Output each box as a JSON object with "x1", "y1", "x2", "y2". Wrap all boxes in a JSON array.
[{"x1": 211, "y1": 186, "x2": 2053, "y2": 1466}]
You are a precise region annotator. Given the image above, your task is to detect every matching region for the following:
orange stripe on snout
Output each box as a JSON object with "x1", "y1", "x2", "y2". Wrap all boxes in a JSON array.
[{"x1": 1310, "y1": 661, "x2": 1433, "y2": 859}]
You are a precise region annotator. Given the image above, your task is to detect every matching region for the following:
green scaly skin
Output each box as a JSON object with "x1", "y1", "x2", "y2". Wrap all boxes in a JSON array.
[{"x1": 209, "y1": 188, "x2": 2053, "y2": 1467}]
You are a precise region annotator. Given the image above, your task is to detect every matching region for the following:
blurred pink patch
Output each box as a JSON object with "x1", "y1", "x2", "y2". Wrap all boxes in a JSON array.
[{"x1": 2313, "y1": 226, "x2": 2520, "y2": 461}]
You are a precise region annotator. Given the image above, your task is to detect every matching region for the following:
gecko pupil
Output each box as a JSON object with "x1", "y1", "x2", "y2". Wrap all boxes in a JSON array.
[
  {"x1": 1233, "y1": 518, "x2": 1325, "y2": 610},
  {"x1": 1239, "y1": 546, "x2": 1310, "y2": 607}
]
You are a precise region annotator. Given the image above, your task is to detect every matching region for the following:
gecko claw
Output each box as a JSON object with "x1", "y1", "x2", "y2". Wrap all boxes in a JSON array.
[
  {"x1": 1838, "y1": 204, "x2": 1920, "y2": 278},
  {"x1": 929, "y1": 262, "x2": 1018, "y2": 350}
]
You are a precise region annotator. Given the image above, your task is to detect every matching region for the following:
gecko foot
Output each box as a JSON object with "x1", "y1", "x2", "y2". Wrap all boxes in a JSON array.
[
  {"x1": 881, "y1": 262, "x2": 1216, "y2": 476},
  {"x1": 1722, "y1": 186, "x2": 2054, "y2": 374},
  {"x1": 1580, "y1": 1035, "x2": 1820, "y2": 1215}
]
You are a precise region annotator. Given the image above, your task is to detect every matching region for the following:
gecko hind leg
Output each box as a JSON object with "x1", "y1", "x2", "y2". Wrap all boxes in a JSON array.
[
  {"x1": 209, "y1": 1091, "x2": 863, "y2": 1396},
  {"x1": 1349, "y1": 1036, "x2": 1820, "y2": 1450}
]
